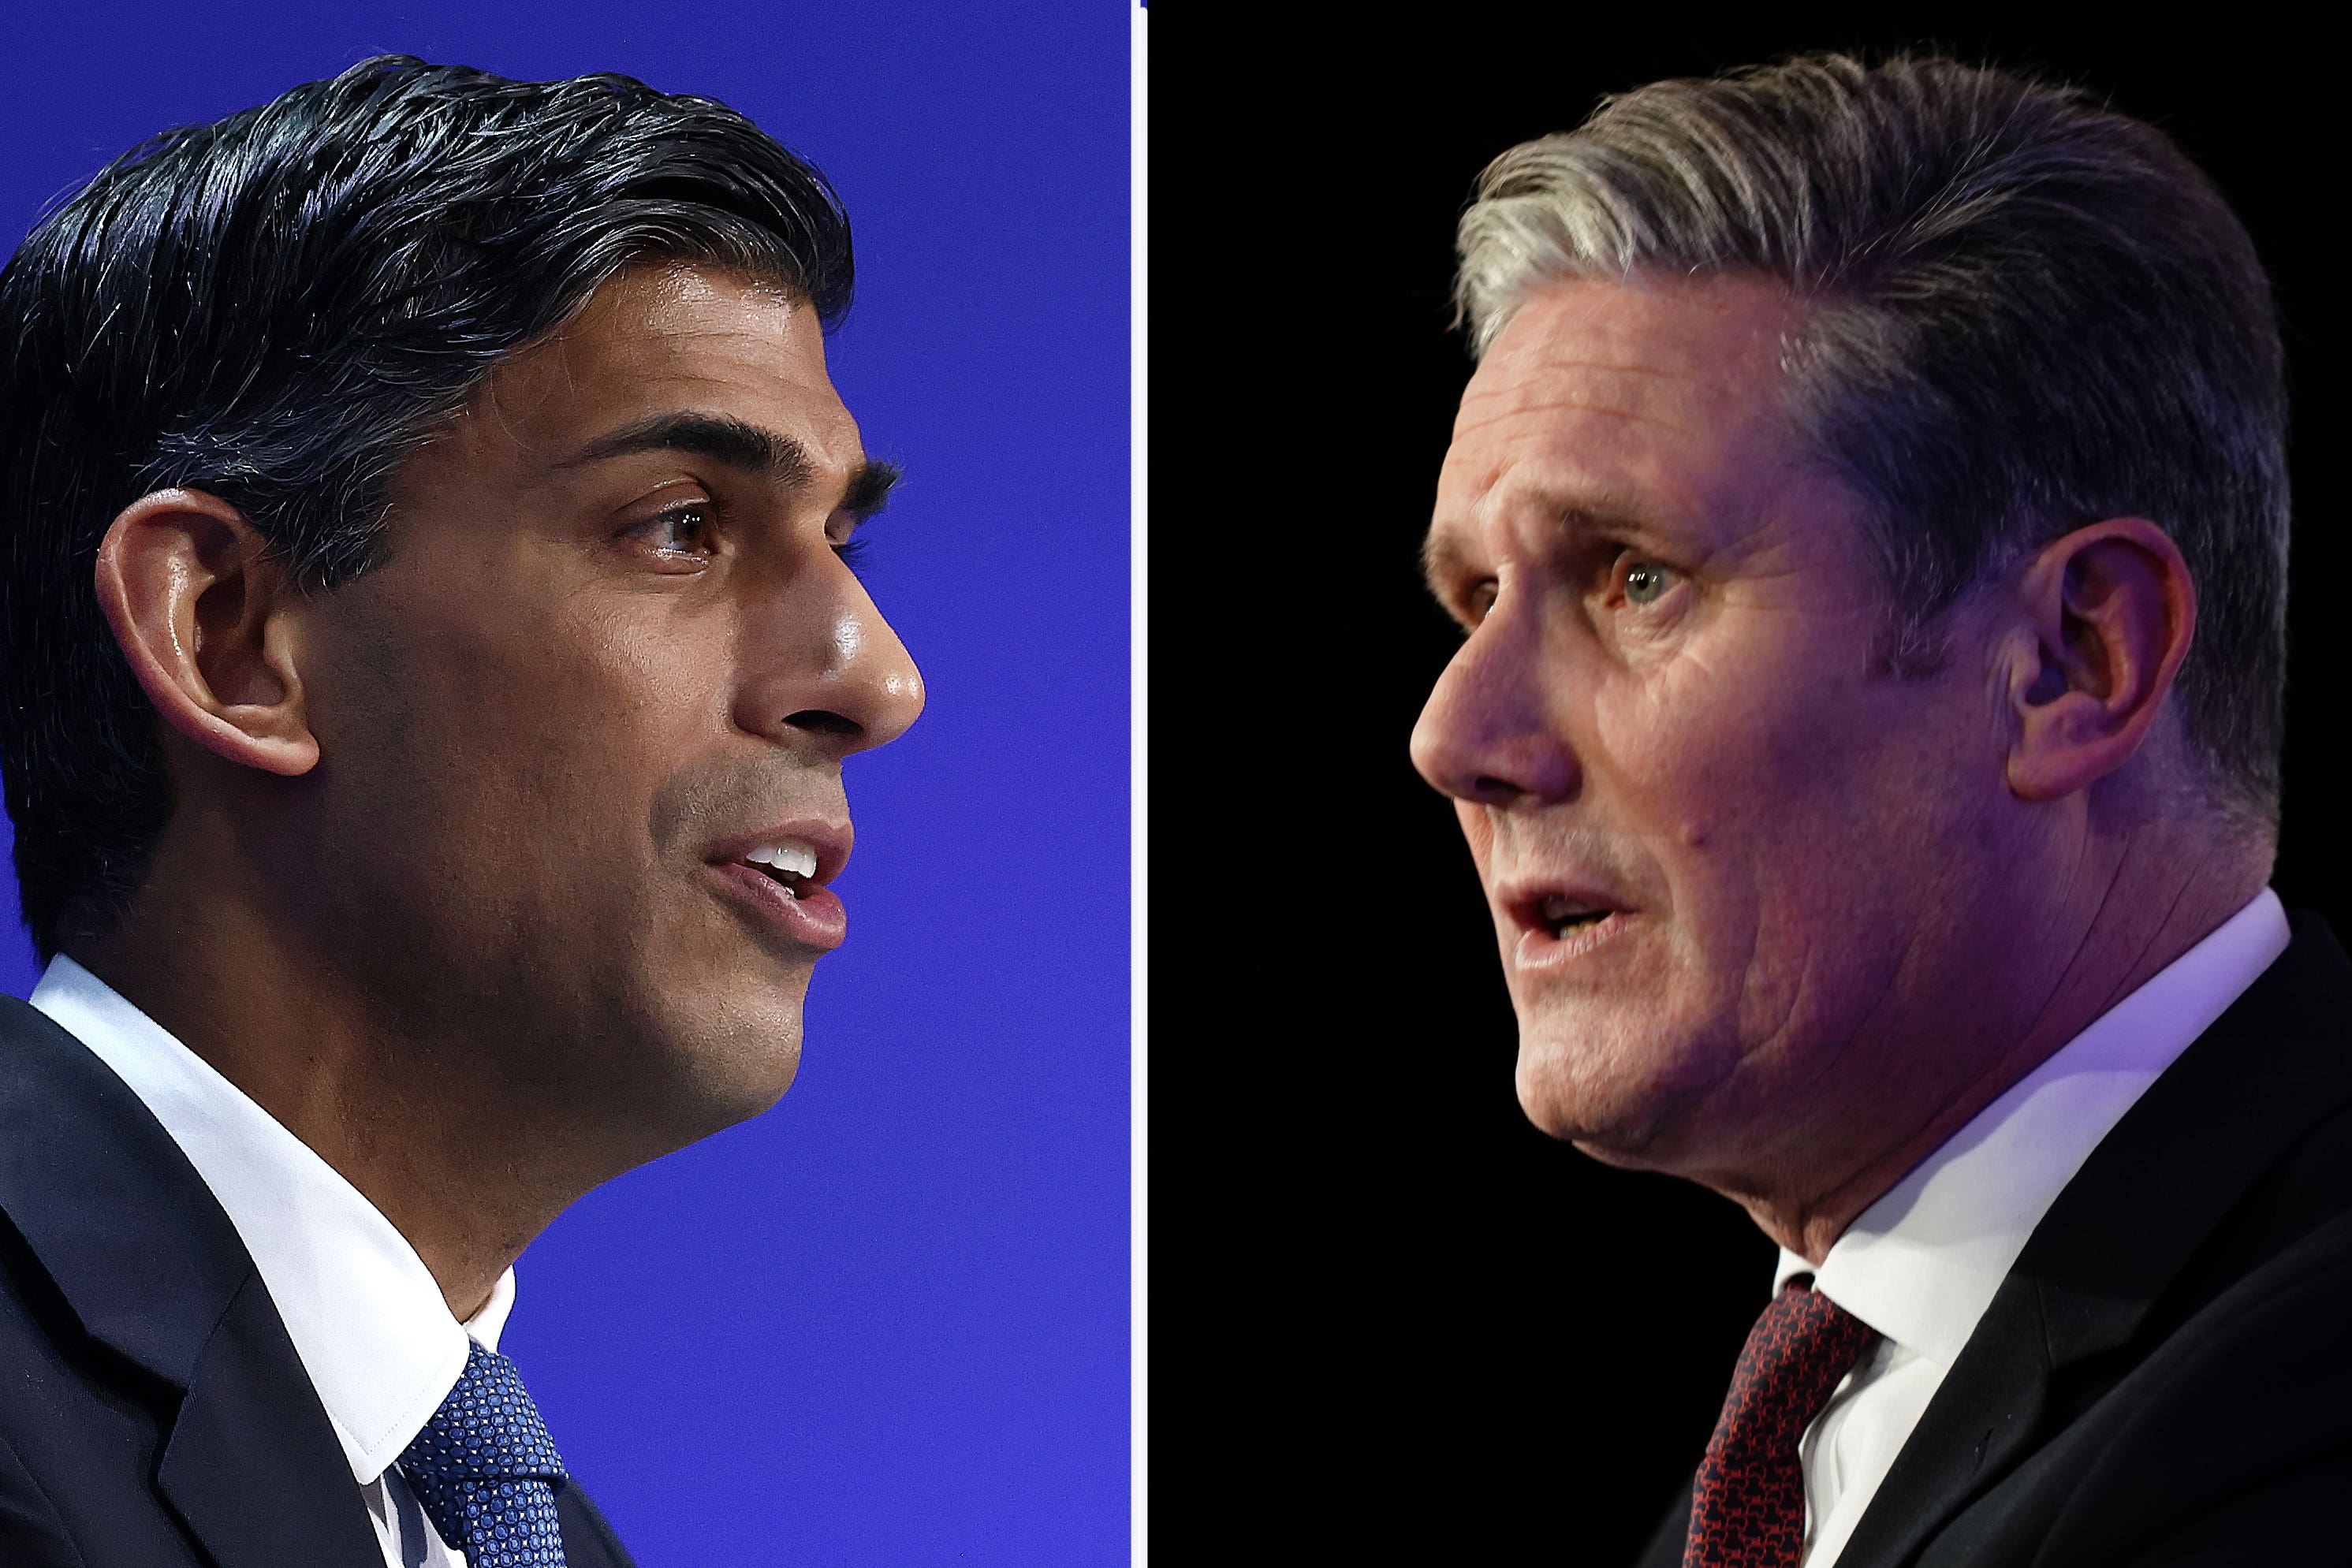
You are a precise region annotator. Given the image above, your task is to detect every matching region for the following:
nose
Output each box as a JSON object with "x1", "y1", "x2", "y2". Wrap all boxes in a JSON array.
[
  {"x1": 1408, "y1": 595, "x2": 1578, "y2": 808},
  {"x1": 736, "y1": 555, "x2": 925, "y2": 756}
]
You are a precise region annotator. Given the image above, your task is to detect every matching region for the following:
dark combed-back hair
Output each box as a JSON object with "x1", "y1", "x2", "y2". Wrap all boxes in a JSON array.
[
  {"x1": 0, "y1": 55, "x2": 855, "y2": 959},
  {"x1": 1456, "y1": 54, "x2": 2290, "y2": 836}
]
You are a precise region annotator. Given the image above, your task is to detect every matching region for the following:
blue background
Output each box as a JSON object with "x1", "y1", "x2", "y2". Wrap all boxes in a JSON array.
[{"x1": 0, "y1": 4, "x2": 1130, "y2": 1563}]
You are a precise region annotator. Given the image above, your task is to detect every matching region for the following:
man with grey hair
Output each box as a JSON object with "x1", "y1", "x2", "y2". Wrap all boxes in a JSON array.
[{"x1": 1411, "y1": 52, "x2": 2350, "y2": 1566}]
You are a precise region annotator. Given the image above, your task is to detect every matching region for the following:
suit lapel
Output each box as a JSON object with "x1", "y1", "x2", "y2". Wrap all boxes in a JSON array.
[
  {"x1": 1829, "y1": 1281, "x2": 2054, "y2": 1568},
  {"x1": 0, "y1": 995, "x2": 251, "y2": 1380},
  {"x1": 158, "y1": 1268, "x2": 387, "y2": 1566},
  {"x1": 0, "y1": 995, "x2": 382, "y2": 1566},
  {"x1": 1836, "y1": 912, "x2": 2352, "y2": 1568}
]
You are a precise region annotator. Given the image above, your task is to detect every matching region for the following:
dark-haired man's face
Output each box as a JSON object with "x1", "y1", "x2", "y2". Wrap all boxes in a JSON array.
[{"x1": 281, "y1": 261, "x2": 922, "y2": 1161}]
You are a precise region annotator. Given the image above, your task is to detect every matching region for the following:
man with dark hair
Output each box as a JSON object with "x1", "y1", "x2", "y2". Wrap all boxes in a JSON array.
[
  {"x1": 1412, "y1": 54, "x2": 2347, "y2": 1565},
  {"x1": 0, "y1": 56, "x2": 921, "y2": 1566}
]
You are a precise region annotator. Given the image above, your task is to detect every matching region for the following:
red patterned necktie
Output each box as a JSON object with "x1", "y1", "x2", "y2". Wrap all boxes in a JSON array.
[{"x1": 1683, "y1": 1276, "x2": 1877, "y2": 1568}]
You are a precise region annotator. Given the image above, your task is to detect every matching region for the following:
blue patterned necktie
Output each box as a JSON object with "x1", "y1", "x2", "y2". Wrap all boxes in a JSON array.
[{"x1": 398, "y1": 1339, "x2": 572, "y2": 1567}]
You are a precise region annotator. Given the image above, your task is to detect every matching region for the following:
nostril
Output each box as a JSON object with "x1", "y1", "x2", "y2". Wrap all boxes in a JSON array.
[{"x1": 786, "y1": 709, "x2": 861, "y2": 737}]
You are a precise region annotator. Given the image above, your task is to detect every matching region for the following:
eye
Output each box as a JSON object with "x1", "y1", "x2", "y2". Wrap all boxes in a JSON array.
[
  {"x1": 1619, "y1": 557, "x2": 1674, "y2": 607},
  {"x1": 833, "y1": 534, "x2": 870, "y2": 575},
  {"x1": 1442, "y1": 578, "x2": 1498, "y2": 631},
  {"x1": 627, "y1": 501, "x2": 718, "y2": 560}
]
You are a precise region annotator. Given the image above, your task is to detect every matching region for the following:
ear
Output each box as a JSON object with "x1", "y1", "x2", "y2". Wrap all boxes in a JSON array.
[
  {"x1": 2003, "y1": 517, "x2": 2195, "y2": 803},
  {"x1": 92, "y1": 489, "x2": 320, "y2": 777}
]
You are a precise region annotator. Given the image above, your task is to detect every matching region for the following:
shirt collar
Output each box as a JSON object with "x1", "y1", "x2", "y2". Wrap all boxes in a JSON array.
[
  {"x1": 1773, "y1": 887, "x2": 2290, "y2": 1365},
  {"x1": 30, "y1": 955, "x2": 514, "y2": 1485}
]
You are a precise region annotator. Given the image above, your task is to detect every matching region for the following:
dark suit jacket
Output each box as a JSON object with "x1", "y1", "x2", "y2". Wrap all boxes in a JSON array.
[
  {"x1": 1635, "y1": 910, "x2": 2352, "y2": 1567},
  {"x1": 0, "y1": 993, "x2": 636, "y2": 1567}
]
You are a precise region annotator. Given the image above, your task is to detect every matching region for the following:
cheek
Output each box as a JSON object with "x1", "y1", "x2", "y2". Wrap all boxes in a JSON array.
[
  {"x1": 325, "y1": 587, "x2": 722, "y2": 876},
  {"x1": 1594, "y1": 635, "x2": 1909, "y2": 832},
  {"x1": 480, "y1": 620, "x2": 729, "y2": 881},
  {"x1": 1586, "y1": 659, "x2": 1768, "y2": 841},
  {"x1": 442, "y1": 583, "x2": 721, "y2": 755},
  {"x1": 1582, "y1": 644, "x2": 1924, "y2": 993}
]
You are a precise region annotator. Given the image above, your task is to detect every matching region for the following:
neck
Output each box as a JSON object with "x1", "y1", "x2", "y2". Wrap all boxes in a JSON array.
[
  {"x1": 1739, "y1": 818, "x2": 2272, "y2": 1266},
  {"x1": 70, "y1": 837, "x2": 592, "y2": 1321}
]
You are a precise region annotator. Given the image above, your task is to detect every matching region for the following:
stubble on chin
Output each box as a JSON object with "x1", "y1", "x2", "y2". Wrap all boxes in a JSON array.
[{"x1": 1509, "y1": 995, "x2": 1737, "y2": 1169}]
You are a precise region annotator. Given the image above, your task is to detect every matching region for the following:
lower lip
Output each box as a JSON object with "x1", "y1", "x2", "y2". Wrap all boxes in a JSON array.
[
  {"x1": 710, "y1": 862, "x2": 847, "y2": 952},
  {"x1": 1514, "y1": 910, "x2": 1631, "y2": 970}
]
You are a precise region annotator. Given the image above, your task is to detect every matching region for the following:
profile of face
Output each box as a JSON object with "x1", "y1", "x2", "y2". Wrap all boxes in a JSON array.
[
  {"x1": 265, "y1": 261, "x2": 923, "y2": 1160},
  {"x1": 1411, "y1": 274, "x2": 2032, "y2": 1188}
]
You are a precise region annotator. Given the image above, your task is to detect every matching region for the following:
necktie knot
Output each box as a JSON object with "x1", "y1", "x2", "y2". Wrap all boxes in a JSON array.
[
  {"x1": 1683, "y1": 1276, "x2": 1877, "y2": 1568},
  {"x1": 399, "y1": 1339, "x2": 572, "y2": 1566}
]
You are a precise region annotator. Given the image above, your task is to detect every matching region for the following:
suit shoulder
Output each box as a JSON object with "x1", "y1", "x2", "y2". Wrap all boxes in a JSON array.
[
  {"x1": 0, "y1": 1209, "x2": 197, "y2": 1566},
  {"x1": 2030, "y1": 1210, "x2": 2352, "y2": 1564}
]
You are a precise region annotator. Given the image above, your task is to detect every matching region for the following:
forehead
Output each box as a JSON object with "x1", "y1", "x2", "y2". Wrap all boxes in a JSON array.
[
  {"x1": 1433, "y1": 272, "x2": 1808, "y2": 542},
  {"x1": 448, "y1": 261, "x2": 862, "y2": 475}
]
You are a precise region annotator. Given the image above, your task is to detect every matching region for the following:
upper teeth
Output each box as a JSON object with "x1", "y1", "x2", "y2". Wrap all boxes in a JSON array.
[
  {"x1": 744, "y1": 842, "x2": 818, "y2": 879},
  {"x1": 1541, "y1": 895, "x2": 1605, "y2": 922}
]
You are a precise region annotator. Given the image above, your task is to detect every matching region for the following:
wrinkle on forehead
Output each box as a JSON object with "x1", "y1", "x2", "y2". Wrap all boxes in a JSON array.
[
  {"x1": 1449, "y1": 395, "x2": 1699, "y2": 445},
  {"x1": 1433, "y1": 274, "x2": 1817, "y2": 546},
  {"x1": 1459, "y1": 273, "x2": 1804, "y2": 434}
]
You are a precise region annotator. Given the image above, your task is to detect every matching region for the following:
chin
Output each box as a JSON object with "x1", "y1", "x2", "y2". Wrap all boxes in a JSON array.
[
  {"x1": 695, "y1": 1008, "x2": 807, "y2": 1117},
  {"x1": 635, "y1": 1041, "x2": 800, "y2": 1153},
  {"x1": 618, "y1": 984, "x2": 808, "y2": 1142},
  {"x1": 1511, "y1": 1014, "x2": 1720, "y2": 1169}
]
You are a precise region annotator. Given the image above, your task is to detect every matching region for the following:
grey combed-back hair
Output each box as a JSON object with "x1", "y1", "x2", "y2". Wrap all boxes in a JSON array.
[{"x1": 1456, "y1": 53, "x2": 2289, "y2": 830}]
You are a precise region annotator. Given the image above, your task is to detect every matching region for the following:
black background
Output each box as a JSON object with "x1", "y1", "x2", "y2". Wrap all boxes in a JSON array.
[{"x1": 1149, "y1": 9, "x2": 2346, "y2": 1559}]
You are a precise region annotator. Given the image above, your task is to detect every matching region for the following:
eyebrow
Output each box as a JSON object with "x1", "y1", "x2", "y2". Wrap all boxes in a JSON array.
[
  {"x1": 1421, "y1": 531, "x2": 1474, "y2": 601},
  {"x1": 557, "y1": 411, "x2": 901, "y2": 521}
]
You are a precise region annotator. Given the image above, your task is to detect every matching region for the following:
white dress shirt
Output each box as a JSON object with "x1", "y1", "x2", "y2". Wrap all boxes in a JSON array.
[
  {"x1": 1778, "y1": 887, "x2": 2292, "y2": 1566},
  {"x1": 31, "y1": 955, "x2": 517, "y2": 1568}
]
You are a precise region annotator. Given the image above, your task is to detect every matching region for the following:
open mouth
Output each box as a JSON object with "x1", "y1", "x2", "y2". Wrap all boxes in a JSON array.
[
  {"x1": 1536, "y1": 893, "x2": 1614, "y2": 939},
  {"x1": 1533, "y1": 903, "x2": 1608, "y2": 940},
  {"x1": 706, "y1": 829, "x2": 849, "y2": 952},
  {"x1": 739, "y1": 842, "x2": 819, "y2": 899},
  {"x1": 1503, "y1": 887, "x2": 1627, "y2": 945}
]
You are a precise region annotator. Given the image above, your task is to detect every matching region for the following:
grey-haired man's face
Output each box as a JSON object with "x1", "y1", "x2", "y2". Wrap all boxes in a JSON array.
[{"x1": 1411, "y1": 273, "x2": 2025, "y2": 1185}]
